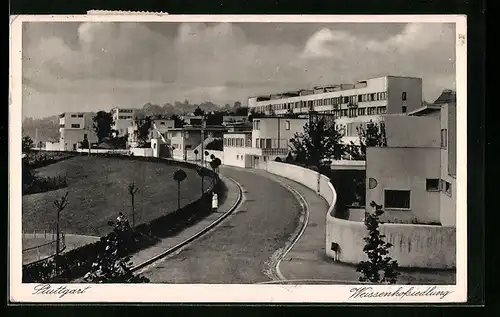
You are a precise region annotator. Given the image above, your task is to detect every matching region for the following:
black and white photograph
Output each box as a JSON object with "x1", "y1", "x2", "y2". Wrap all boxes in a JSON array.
[{"x1": 9, "y1": 14, "x2": 467, "y2": 303}]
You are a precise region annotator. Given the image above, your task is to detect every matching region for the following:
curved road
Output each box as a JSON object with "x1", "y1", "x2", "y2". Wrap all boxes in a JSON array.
[{"x1": 141, "y1": 166, "x2": 302, "y2": 284}]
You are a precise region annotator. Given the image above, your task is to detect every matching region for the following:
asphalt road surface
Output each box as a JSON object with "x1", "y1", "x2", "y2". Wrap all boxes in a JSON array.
[{"x1": 141, "y1": 166, "x2": 302, "y2": 284}]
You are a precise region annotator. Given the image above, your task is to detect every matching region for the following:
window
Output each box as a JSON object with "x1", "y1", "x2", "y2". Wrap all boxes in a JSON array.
[
  {"x1": 358, "y1": 108, "x2": 366, "y2": 116},
  {"x1": 78, "y1": 114, "x2": 84, "y2": 118},
  {"x1": 285, "y1": 120, "x2": 290, "y2": 130},
  {"x1": 358, "y1": 95, "x2": 363, "y2": 102},
  {"x1": 160, "y1": 122, "x2": 165, "y2": 125},
  {"x1": 384, "y1": 190, "x2": 411, "y2": 209},
  {"x1": 236, "y1": 155, "x2": 239, "y2": 159},
  {"x1": 402, "y1": 92, "x2": 407, "y2": 101},
  {"x1": 83, "y1": 134, "x2": 88, "y2": 140},
  {"x1": 402, "y1": 106, "x2": 407, "y2": 113},
  {"x1": 426, "y1": 179, "x2": 440, "y2": 191},
  {"x1": 71, "y1": 114, "x2": 77, "y2": 118},
  {"x1": 444, "y1": 181, "x2": 452, "y2": 197},
  {"x1": 266, "y1": 138, "x2": 272, "y2": 149},
  {"x1": 255, "y1": 138, "x2": 259, "y2": 148},
  {"x1": 254, "y1": 120, "x2": 260, "y2": 130},
  {"x1": 440, "y1": 129, "x2": 448, "y2": 148},
  {"x1": 377, "y1": 106, "x2": 387, "y2": 114},
  {"x1": 343, "y1": 97, "x2": 349, "y2": 104},
  {"x1": 71, "y1": 124, "x2": 80, "y2": 128}
]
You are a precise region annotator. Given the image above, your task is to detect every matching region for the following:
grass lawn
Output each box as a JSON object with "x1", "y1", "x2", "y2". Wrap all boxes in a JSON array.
[{"x1": 22, "y1": 156, "x2": 212, "y2": 237}]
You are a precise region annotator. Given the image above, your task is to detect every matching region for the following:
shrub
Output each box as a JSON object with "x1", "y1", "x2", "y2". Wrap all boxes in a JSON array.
[{"x1": 356, "y1": 201, "x2": 400, "y2": 284}]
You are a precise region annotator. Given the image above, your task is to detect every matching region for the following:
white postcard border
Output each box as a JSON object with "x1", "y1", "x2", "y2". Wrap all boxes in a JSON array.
[{"x1": 9, "y1": 14, "x2": 468, "y2": 303}]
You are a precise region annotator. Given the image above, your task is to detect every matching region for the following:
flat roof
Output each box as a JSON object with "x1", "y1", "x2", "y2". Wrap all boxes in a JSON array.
[
  {"x1": 168, "y1": 126, "x2": 228, "y2": 131},
  {"x1": 249, "y1": 75, "x2": 422, "y2": 99},
  {"x1": 224, "y1": 131, "x2": 252, "y2": 135}
]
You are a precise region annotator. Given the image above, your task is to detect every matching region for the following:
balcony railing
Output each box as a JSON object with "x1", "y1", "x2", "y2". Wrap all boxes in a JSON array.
[{"x1": 261, "y1": 148, "x2": 290, "y2": 156}]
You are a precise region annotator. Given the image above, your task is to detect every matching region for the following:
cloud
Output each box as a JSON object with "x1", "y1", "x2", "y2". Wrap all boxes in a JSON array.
[{"x1": 22, "y1": 22, "x2": 456, "y2": 118}]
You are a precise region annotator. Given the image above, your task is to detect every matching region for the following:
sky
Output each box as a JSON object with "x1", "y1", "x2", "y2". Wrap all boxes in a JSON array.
[{"x1": 21, "y1": 21, "x2": 456, "y2": 119}]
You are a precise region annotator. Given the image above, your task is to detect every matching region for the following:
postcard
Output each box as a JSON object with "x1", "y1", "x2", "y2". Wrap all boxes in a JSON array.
[{"x1": 9, "y1": 14, "x2": 467, "y2": 303}]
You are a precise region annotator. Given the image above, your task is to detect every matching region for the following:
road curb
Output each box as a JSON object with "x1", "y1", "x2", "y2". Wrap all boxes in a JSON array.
[
  {"x1": 131, "y1": 176, "x2": 243, "y2": 272},
  {"x1": 274, "y1": 184, "x2": 310, "y2": 281}
]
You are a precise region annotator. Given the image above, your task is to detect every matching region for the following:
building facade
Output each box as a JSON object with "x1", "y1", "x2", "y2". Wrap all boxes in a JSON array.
[
  {"x1": 111, "y1": 107, "x2": 136, "y2": 137},
  {"x1": 365, "y1": 90, "x2": 456, "y2": 226},
  {"x1": 248, "y1": 76, "x2": 423, "y2": 145},
  {"x1": 223, "y1": 117, "x2": 307, "y2": 168},
  {"x1": 57, "y1": 112, "x2": 98, "y2": 151},
  {"x1": 168, "y1": 126, "x2": 227, "y2": 161}
]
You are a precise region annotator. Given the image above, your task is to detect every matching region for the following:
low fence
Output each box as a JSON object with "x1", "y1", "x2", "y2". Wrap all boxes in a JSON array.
[
  {"x1": 22, "y1": 231, "x2": 66, "y2": 265},
  {"x1": 22, "y1": 155, "x2": 224, "y2": 283},
  {"x1": 260, "y1": 160, "x2": 456, "y2": 269},
  {"x1": 75, "y1": 148, "x2": 130, "y2": 155}
]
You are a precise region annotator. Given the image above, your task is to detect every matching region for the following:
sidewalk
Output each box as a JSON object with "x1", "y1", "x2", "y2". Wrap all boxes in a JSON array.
[
  {"x1": 129, "y1": 175, "x2": 241, "y2": 269},
  {"x1": 252, "y1": 170, "x2": 456, "y2": 285}
]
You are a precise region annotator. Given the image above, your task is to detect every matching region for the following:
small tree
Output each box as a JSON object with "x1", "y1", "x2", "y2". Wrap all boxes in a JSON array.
[
  {"x1": 128, "y1": 182, "x2": 139, "y2": 227},
  {"x1": 193, "y1": 106, "x2": 205, "y2": 116},
  {"x1": 209, "y1": 158, "x2": 221, "y2": 187},
  {"x1": 22, "y1": 136, "x2": 34, "y2": 152},
  {"x1": 196, "y1": 166, "x2": 209, "y2": 196},
  {"x1": 356, "y1": 201, "x2": 400, "y2": 284},
  {"x1": 83, "y1": 230, "x2": 149, "y2": 283},
  {"x1": 80, "y1": 139, "x2": 89, "y2": 149},
  {"x1": 346, "y1": 121, "x2": 387, "y2": 160},
  {"x1": 173, "y1": 169, "x2": 187, "y2": 210},
  {"x1": 93, "y1": 111, "x2": 114, "y2": 143},
  {"x1": 170, "y1": 114, "x2": 186, "y2": 128},
  {"x1": 194, "y1": 149, "x2": 199, "y2": 161},
  {"x1": 135, "y1": 116, "x2": 153, "y2": 147},
  {"x1": 289, "y1": 117, "x2": 345, "y2": 170},
  {"x1": 53, "y1": 192, "x2": 69, "y2": 272}
]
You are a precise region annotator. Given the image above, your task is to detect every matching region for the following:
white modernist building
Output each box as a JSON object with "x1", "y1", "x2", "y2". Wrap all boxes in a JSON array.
[
  {"x1": 223, "y1": 117, "x2": 307, "y2": 168},
  {"x1": 45, "y1": 112, "x2": 98, "y2": 151},
  {"x1": 111, "y1": 107, "x2": 136, "y2": 137},
  {"x1": 248, "y1": 76, "x2": 423, "y2": 145}
]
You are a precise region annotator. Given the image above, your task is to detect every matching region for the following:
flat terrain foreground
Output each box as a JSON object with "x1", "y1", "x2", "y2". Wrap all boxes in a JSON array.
[
  {"x1": 22, "y1": 156, "x2": 211, "y2": 237},
  {"x1": 142, "y1": 166, "x2": 302, "y2": 284}
]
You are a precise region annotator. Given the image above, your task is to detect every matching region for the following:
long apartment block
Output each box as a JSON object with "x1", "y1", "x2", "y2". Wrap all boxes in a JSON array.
[{"x1": 248, "y1": 76, "x2": 423, "y2": 142}]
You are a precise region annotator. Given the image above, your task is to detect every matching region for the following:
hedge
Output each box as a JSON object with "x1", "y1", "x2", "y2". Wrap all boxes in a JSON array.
[{"x1": 22, "y1": 154, "x2": 225, "y2": 283}]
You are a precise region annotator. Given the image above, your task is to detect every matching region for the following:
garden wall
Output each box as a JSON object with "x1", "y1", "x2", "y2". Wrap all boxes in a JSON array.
[
  {"x1": 261, "y1": 161, "x2": 456, "y2": 269},
  {"x1": 22, "y1": 155, "x2": 223, "y2": 282}
]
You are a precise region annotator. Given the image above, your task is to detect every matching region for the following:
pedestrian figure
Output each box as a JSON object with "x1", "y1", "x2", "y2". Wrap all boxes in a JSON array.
[{"x1": 212, "y1": 192, "x2": 218, "y2": 212}]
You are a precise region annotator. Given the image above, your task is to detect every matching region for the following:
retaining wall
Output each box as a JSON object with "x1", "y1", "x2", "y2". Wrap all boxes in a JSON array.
[{"x1": 261, "y1": 161, "x2": 456, "y2": 269}]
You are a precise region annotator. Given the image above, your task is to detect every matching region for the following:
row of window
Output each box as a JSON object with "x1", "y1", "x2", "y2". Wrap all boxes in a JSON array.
[
  {"x1": 254, "y1": 138, "x2": 289, "y2": 149},
  {"x1": 253, "y1": 120, "x2": 292, "y2": 131},
  {"x1": 118, "y1": 115, "x2": 133, "y2": 120},
  {"x1": 224, "y1": 137, "x2": 246, "y2": 147},
  {"x1": 253, "y1": 92, "x2": 390, "y2": 113},
  {"x1": 119, "y1": 109, "x2": 134, "y2": 113},
  {"x1": 59, "y1": 124, "x2": 82, "y2": 128},
  {"x1": 235, "y1": 154, "x2": 245, "y2": 160},
  {"x1": 70, "y1": 114, "x2": 84, "y2": 118}
]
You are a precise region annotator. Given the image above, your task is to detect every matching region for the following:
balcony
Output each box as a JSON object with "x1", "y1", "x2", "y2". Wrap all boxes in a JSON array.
[{"x1": 261, "y1": 148, "x2": 290, "y2": 156}]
